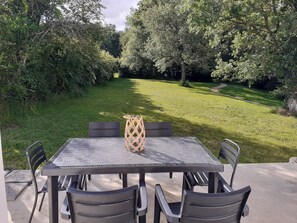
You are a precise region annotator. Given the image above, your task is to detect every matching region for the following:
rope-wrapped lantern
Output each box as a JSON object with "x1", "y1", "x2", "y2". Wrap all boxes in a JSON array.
[{"x1": 124, "y1": 115, "x2": 146, "y2": 152}]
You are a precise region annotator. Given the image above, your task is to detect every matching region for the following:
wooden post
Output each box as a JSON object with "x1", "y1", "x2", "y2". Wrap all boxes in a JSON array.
[{"x1": 0, "y1": 131, "x2": 9, "y2": 223}]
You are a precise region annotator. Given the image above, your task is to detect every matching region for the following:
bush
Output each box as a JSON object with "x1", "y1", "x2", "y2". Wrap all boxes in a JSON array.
[
  {"x1": 95, "y1": 50, "x2": 118, "y2": 84},
  {"x1": 0, "y1": 38, "x2": 118, "y2": 127}
]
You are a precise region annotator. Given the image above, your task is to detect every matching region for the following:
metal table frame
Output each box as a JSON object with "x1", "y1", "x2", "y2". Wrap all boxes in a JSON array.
[{"x1": 41, "y1": 137, "x2": 223, "y2": 223}]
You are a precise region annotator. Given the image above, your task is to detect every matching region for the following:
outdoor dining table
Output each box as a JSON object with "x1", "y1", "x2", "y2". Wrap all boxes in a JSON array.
[{"x1": 41, "y1": 137, "x2": 224, "y2": 223}]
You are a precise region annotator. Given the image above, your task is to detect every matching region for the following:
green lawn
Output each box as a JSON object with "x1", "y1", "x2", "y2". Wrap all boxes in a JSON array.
[
  {"x1": 2, "y1": 78, "x2": 297, "y2": 169},
  {"x1": 219, "y1": 83, "x2": 283, "y2": 107}
]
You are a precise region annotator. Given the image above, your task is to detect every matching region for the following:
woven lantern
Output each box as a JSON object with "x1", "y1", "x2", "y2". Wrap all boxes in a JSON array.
[{"x1": 124, "y1": 115, "x2": 146, "y2": 152}]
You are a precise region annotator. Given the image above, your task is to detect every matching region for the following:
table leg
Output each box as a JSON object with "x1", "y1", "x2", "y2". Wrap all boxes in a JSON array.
[
  {"x1": 48, "y1": 176, "x2": 59, "y2": 223},
  {"x1": 139, "y1": 173, "x2": 146, "y2": 223},
  {"x1": 122, "y1": 174, "x2": 128, "y2": 188},
  {"x1": 208, "y1": 172, "x2": 218, "y2": 193}
]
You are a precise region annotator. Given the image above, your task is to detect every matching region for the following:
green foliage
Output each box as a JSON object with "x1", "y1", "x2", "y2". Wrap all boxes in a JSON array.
[
  {"x1": 0, "y1": 0, "x2": 118, "y2": 122},
  {"x1": 120, "y1": 0, "x2": 215, "y2": 82},
  {"x1": 121, "y1": 26, "x2": 148, "y2": 71},
  {"x1": 178, "y1": 80, "x2": 192, "y2": 88},
  {"x1": 96, "y1": 50, "x2": 118, "y2": 83},
  {"x1": 184, "y1": 0, "x2": 297, "y2": 108},
  {"x1": 25, "y1": 38, "x2": 106, "y2": 98},
  {"x1": 2, "y1": 79, "x2": 295, "y2": 169},
  {"x1": 100, "y1": 24, "x2": 122, "y2": 58},
  {"x1": 120, "y1": 4, "x2": 158, "y2": 76}
]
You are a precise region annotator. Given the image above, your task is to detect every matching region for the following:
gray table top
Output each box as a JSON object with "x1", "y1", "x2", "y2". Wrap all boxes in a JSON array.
[{"x1": 42, "y1": 137, "x2": 223, "y2": 176}]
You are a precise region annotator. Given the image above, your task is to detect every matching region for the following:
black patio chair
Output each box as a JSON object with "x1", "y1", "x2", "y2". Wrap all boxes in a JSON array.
[
  {"x1": 63, "y1": 178, "x2": 148, "y2": 223},
  {"x1": 87, "y1": 121, "x2": 124, "y2": 186},
  {"x1": 144, "y1": 122, "x2": 173, "y2": 178},
  {"x1": 88, "y1": 121, "x2": 121, "y2": 138},
  {"x1": 185, "y1": 138, "x2": 240, "y2": 189},
  {"x1": 154, "y1": 175, "x2": 251, "y2": 223},
  {"x1": 184, "y1": 173, "x2": 250, "y2": 217},
  {"x1": 26, "y1": 141, "x2": 82, "y2": 223},
  {"x1": 144, "y1": 122, "x2": 172, "y2": 137}
]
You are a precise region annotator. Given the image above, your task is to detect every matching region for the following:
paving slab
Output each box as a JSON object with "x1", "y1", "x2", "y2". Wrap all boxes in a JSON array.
[
  {"x1": 5, "y1": 170, "x2": 32, "y2": 184},
  {"x1": 222, "y1": 163, "x2": 297, "y2": 223},
  {"x1": 6, "y1": 183, "x2": 29, "y2": 201},
  {"x1": 5, "y1": 170, "x2": 33, "y2": 201},
  {"x1": 6, "y1": 163, "x2": 297, "y2": 223}
]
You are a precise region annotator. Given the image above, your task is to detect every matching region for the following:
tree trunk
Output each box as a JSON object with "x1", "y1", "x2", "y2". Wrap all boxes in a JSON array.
[
  {"x1": 170, "y1": 67, "x2": 174, "y2": 80},
  {"x1": 180, "y1": 61, "x2": 186, "y2": 86},
  {"x1": 287, "y1": 95, "x2": 297, "y2": 115}
]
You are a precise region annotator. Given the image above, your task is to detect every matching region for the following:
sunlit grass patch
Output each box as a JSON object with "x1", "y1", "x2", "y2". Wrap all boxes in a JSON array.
[{"x1": 2, "y1": 78, "x2": 296, "y2": 169}]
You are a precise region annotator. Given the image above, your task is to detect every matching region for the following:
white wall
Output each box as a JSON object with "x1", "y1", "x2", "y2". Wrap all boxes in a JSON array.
[{"x1": 0, "y1": 132, "x2": 9, "y2": 223}]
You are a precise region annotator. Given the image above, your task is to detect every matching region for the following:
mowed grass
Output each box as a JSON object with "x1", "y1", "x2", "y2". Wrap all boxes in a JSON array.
[
  {"x1": 219, "y1": 83, "x2": 283, "y2": 107},
  {"x1": 2, "y1": 78, "x2": 297, "y2": 169}
]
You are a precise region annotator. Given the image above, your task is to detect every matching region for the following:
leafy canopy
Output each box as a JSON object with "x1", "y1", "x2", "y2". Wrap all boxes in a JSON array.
[{"x1": 184, "y1": 0, "x2": 297, "y2": 103}]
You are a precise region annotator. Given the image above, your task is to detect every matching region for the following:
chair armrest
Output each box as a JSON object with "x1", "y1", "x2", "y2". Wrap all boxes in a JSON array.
[
  {"x1": 242, "y1": 204, "x2": 249, "y2": 217},
  {"x1": 217, "y1": 174, "x2": 250, "y2": 217},
  {"x1": 137, "y1": 179, "x2": 148, "y2": 216},
  {"x1": 60, "y1": 195, "x2": 70, "y2": 219},
  {"x1": 155, "y1": 184, "x2": 180, "y2": 223}
]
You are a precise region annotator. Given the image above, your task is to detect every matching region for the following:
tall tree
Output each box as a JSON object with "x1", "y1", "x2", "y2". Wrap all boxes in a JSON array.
[
  {"x1": 121, "y1": 0, "x2": 214, "y2": 84},
  {"x1": 0, "y1": 0, "x2": 116, "y2": 110},
  {"x1": 121, "y1": 2, "x2": 159, "y2": 77},
  {"x1": 100, "y1": 24, "x2": 121, "y2": 58},
  {"x1": 144, "y1": 0, "x2": 213, "y2": 85},
  {"x1": 184, "y1": 0, "x2": 297, "y2": 111}
]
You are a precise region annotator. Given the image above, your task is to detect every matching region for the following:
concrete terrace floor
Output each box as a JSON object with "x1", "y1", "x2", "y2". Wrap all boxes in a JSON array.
[{"x1": 7, "y1": 163, "x2": 297, "y2": 223}]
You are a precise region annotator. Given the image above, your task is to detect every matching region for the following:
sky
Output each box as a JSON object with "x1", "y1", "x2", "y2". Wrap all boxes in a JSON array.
[{"x1": 101, "y1": 0, "x2": 140, "y2": 31}]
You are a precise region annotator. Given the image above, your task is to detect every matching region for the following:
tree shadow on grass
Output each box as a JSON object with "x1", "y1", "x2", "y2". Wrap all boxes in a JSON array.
[
  {"x1": 2, "y1": 78, "x2": 295, "y2": 169},
  {"x1": 91, "y1": 79, "x2": 294, "y2": 163}
]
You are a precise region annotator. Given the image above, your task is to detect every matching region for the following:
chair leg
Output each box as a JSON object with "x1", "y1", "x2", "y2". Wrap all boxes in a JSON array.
[
  {"x1": 169, "y1": 172, "x2": 173, "y2": 179},
  {"x1": 38, "y1": 192, "x2": 46, "y2": 211},
  {"x1": 78, "y1": 175, "x2": 85, "y2": 190},
  {"x1": 88, "y1": 174, "x2": 91, "y2": 181},
  {"x1": 119, "y1": 174, "x2": 122, "y2": 179},
  {"x1": 154, "y1": 195, "x2": 161, "y2": 223},
  {"x1": 29, "y1": 193, "x2": 38, "y2": 223},
  {"x1": 84, "y1": 177, "x2": 88, "y2": 191}
]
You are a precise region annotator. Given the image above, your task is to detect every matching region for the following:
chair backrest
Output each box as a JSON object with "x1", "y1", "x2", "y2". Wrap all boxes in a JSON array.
[
  {"x1": 144, "y1": 122, "x2": 172, "y2": 137},
  {"x1": 88, "y1": 122, "x2": 120, "y2": 137},
  {"x1": 67, "y1": 185, "x2": 139, "y2": 223},
  {"x1": 180, "y1": 186, "x2": 251, "y2": 223},
  {"x1": 26, "y1": 141, "x2": 47, "y2": 191},
  {"x1": 218, "y1": 139, "x2": 241, "y2": 187}
]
